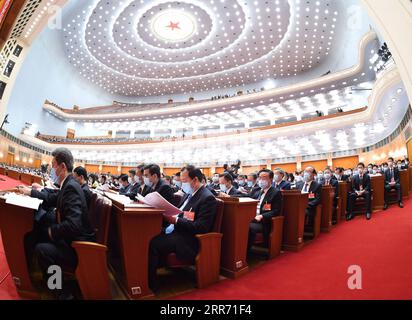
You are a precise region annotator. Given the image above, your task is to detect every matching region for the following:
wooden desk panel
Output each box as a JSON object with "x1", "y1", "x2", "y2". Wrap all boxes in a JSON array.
[
  {"x1": 281, "y1": 190, "x2": 308, "y2": 252},
  {"x1": 371, "y1": 175, "x2": 384, "y2": 211},
  {"x1": 0, "y1": 198, "x2": 39, "y2": 299},
  {"x1": 106, "y1": 194, "x2": 163, "y2": 300},
  {"x1": 0, "y1": 167, "x2": 5, "y2": 175},
  {"x1": 400, "y1": 170, "x2": 410, "y2": 199},
  {"x1": 218, "y1": 197, "x2": 258, "y2": 279},
  {"x1": 7, "y1": 170, "x2": 20, "y2": 181},
  {"x1": 32, "y1": 175, "x2": 43, "y2": 185},
  {"x1": 320, "y1": 186, "x2": 334, "y2": 233},
  {"x1": 409, "y1": 168, "x2": 412, "y2": 191},
  {"x1": 20, "y1": 173, "x2": 33, "y2": 185},
  {"x1": 338, "y1": 182, "x2": 349, "y2": 220}
]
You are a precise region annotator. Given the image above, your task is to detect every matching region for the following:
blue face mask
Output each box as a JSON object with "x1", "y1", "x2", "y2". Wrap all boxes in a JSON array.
[
  {"x1": 144, "y1": 176, "x2": 153, "y2": 188},
  {"x1": 247, "y1": 181, "x2": 253, "y2": 188},
  {"x1": 258, "y1": 180, "x2": 269, "y2": 190},
  {"x1": 303, "y1": 172, "x2": 311, "y2": 183},
  {"x1": 181, "y1": 182, "x2": 193, "y2": 195},
  {"x1": 238, "y1": 180, "x2": 245, "y2": 186},
  {"x1": 50, "y1": 168, "x2": 59, "y2": 185},
  {"x1": 220, "y1": 184, "x2": 227, "y2": 193}
]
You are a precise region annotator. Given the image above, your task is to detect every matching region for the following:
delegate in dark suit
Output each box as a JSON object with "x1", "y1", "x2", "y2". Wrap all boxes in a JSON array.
[
  {"x1": 296, "y1": 180, "x2": 322, "y2": 224},
  {"x1": 226, "y1": 186, "x2": 243, "y2": 196},
  {"x1": 384, "y1": 167, "x2": 402, "y2": 204},
  {"x1": 34, "y1": 175, "x2": 96, "y2": 278},
  {"x1": 248, "y1": 186, "x2": 282, "y2": 252},
  {"x1": 273, "y1": 180, "x2": 291, "y2": 191},
  {"x1": 149, "y1": 179, "x2": 175, "y2": 204},
  {"x1": 148, "y1": 185, "x2": 217, "y2": 290},
  {"x1": 347, "y1": 173, "x2": 372, "y2": 216}
]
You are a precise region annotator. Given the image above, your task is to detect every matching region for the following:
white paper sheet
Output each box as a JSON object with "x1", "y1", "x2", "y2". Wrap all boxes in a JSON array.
[
  {"x1": 139, "y1": 192, "x2": 182, "y2": 216},
  {"x1": 4, "y1": 193, "x2": 43, "y2": 210}
]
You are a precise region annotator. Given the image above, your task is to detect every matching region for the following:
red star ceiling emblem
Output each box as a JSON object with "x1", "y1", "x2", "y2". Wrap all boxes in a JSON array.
[{"x1": 166, "y1": 21, "x2": 181, "y2": 31}]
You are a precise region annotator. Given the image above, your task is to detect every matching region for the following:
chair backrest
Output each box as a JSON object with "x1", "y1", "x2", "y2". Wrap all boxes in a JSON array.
[
  {"x1": 88, "y1": 192, "x2": 112, "y2": 245},
  {"x1": 173, "y1": 193, "x2": 183, "y2": 207},
  {"x1": 212, "y1": 198, "x2": 224, "y2": 232}
]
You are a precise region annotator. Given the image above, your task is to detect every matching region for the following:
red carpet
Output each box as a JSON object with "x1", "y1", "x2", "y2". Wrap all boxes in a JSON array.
[{"x1": 0, "y1": 172, "x2": 411, "y2": 300}]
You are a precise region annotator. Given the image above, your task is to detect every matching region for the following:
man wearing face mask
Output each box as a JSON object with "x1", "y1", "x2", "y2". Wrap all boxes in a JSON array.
[
  {"x1": 218, "y1": 172, "x2": 242, "y2": 197},
  {"x1": 347, "y1": 162, "x2": 372, "y2": 220},
  {"x1": 322, "y1": 167, "x2": 339, "y2": 224},
  {"x1": 143, "y1": 164, "x2": 175, "y2": 205},
  {"x1": 316, "y1": 171, "x2": 325, "y2": 185},
  {"x1": 384, "y1": 157, "x2": 404, "y2": 209},
  {"x1": 247, "y1": 169, "x2": 282, "y2": 254},
  {"x1": 148, "y1": 165, "x2": 217, "y2": 293},
  {"x1": 209, "y1": 174, "x2": 221, "y2": 191},
  {"x1": 273, "y1": 168, "x2": 291, "y2": 191},
  {"x1": 334, "y1": 167, "x2": 350, "y2": 182},
  {"x1": 296, "y1": 167, "x2": 322, "y2": 234},
  {"x1": 20, "y1": 148, "x2": 95, "y2": 298},
  {"x1": 172, "y1": 172, "x2": 182, "y2": 192},
  {"x1": 118, "y1": 174, "x2": 132, "y2": 195},
  {"x1": 72, "y1": 166, "x2": 92, "y2": 209}
]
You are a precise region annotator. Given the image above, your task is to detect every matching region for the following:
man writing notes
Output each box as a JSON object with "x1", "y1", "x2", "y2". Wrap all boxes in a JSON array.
[
  {"x1": 148, "y1": 165, "x2": 217, "y2": 293},
  {"x1": 247, "y1": 169, "x2": 282, "y2": 254}
]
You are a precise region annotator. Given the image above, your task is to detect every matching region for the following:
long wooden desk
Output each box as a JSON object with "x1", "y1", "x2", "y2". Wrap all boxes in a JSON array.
[
  {"x1": 20, "y1": 173, "x2": 33, "y2": 185},
  {"x1": 400, "y1": 169, "x2": 410, "y2": 199},
  {"x1": 105, "y1": 193, "x2": 164, "y2": 300},
  {"x1": 320, "y1": 186, "x2": 334, "y2": 233},
  {"x1": 371, "y1": 175, "x2": 384, "y2": 211},
  {"x1": 7, "y1": 170, "x2": 20, "y2": 180},
  {"x1": 0, "y1": 198, "x2": 39, "y2": 299},
  {"x1": 0, "y1": 167, "x2": 5, "y2": 175},
  {"x1": 218, "y1": 196, "x2": 258, "y2": 279},
  {"x1": 281, "y1": 190, "x2": 308, "y2": 252},
  {"x1": 338, "y1": 181, "x2": 349, "y2": 220}
]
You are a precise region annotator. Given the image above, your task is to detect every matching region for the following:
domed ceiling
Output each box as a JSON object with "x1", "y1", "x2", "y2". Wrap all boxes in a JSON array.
[{"x1": 62, "y1": 0, "x2": 344, "y2": 96}]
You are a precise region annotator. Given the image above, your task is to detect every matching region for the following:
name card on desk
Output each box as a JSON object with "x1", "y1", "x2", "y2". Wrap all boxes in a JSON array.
[{"x1": 3, "y1": 193, "x2": 43, "y2": 210}]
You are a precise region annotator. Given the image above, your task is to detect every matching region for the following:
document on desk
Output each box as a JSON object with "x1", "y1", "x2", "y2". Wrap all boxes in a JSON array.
[
  {"x1": 138, "y1": 192, "x2": 182, "y2": 216},
  {"x1": 3, "y1": 193, "x2": 43, "y2": 210}
]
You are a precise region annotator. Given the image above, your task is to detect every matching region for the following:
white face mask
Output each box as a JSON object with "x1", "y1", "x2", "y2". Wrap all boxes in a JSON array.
[{"x1": 128, "y1": 177, "x2": 132, "y2": 184}]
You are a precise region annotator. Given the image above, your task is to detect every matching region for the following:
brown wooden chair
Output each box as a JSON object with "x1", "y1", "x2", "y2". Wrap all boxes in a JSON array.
[
  {"x1": 352, "y1": 190, "x2": 373, "y2": 215},
  {"x1": 164, "y1": 198, "x2": 224, "y2": 288},
  {"x1": 313, "y1": 205, "x2": 322, "y2": 239},
  {"x1": 71, "y1": 192, "x2": 112, "y2": 300},
  {"x1": 254, "y1": 216, "x2": 284, "y2": 259}
]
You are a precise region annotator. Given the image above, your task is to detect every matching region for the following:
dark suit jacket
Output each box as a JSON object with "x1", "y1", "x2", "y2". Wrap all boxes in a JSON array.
[
  {"x1": 206, "y1": 184, "x2": 218, "y2": 196},
  {"x1": 150, "y1": 179, "x2": 175, "y2": 204},
  {"x1": 119, "y1": 183, "x2": 132, "y2": 195},
  {"x1": 296, "y1": 180, "x2": 322, "y2": 209},
  {"x1": 351, "y1": 174, "x2": 371, "y2": 192},
  {"x1": 49, "y1": 175, "x2": 95, "y2": 243},
  {"x1": 253, "y1": 186, "x2": 283, "y2": 242},
  {"x1": 81, "y1": 183, "x2": 92, "y2": 209},
  {"x1": 322, "y1": 178, "x2": 339, "y2": 204},
  {"x1": 273, "y1": 180, "x2": 291, "y2": 191},
  {"x1": 384, "y1": 167, "x2": 400, "y2": 185},
  {"x1": 227, "y1": 186, "x2": 243, "y2": 196},
  {"x1": 174, "y1": 186, "x2": 217, "y2": 261}
]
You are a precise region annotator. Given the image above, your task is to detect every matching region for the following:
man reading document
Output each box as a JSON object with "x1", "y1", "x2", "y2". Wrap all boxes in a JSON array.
[{"x1": 148, "y1": 165, "x2": 217, "y2": 293}]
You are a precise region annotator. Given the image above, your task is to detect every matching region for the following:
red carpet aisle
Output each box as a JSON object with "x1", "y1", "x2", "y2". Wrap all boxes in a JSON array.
[
  {"x1": 0, "y1": 174, "x2": 25, "y2": 300},
  {"x1": 175, "y1": 198, "x2": 412, "y2": 300}
]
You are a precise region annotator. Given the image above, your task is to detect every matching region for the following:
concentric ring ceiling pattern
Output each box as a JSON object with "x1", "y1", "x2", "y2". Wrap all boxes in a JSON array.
[{"x1": 63, "y1": 0, "x2": 341, "y2": 96}]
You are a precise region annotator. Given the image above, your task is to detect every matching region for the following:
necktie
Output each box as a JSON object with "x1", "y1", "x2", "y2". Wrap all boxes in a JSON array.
[{"x1": 303, "y1": 183, "x2": 309, "y2": 193}]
